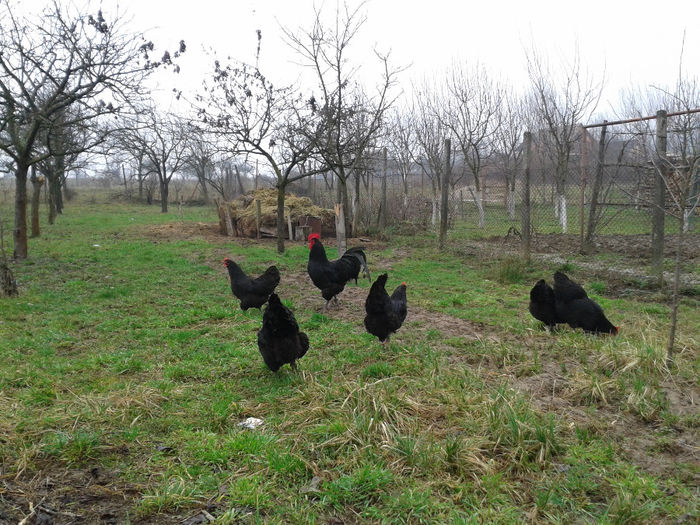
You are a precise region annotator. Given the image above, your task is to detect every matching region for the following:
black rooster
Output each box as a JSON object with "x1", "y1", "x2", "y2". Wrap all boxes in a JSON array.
[
  {"x1": 223, "y1": 258, "x2": 280, "y2": 310},
  {"x1": 364, "y1": 274, "x2": 408, "y2": 347},
  {"x1": 307, "y1": 233, "x2": 370, "y2": 311},
  {"x1": 528, "y1": 279, "x2": 561, "y2": 330},
  {"x1": 553, "y1": 271, "x2": 618, "y2": 335},
  {"x1": 257, "y1": 293, "x2": 309, "y2": 372}
]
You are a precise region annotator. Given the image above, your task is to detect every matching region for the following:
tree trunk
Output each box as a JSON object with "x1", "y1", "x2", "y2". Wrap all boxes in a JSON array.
[
  {"x1": 667, "y1": 219, "x2": 684, "y2": 367},
  {"x1": 235, "y1": 165, "x2": 245, "y2": 196},
  {"x1": 475, "y1": 189, "x2": 485, "y2": 229},
  {"x1": 200, "y1": 174, "x2": 210, "y2": 202},
  {"x1": 558, "y1": 193, "x2": 567, "y2": 233},
  {"x1": 13, "y1": 163, "x2": 29, "y2": 259},
  {"x1": 160, "y1": 180, "x2": 169, "y2": 212},
  {"x1": 379, "y1": 148, "x2": 388, "y2": 231},
  {"x1": 351, "y1": 173, "x2": 360, "y2": 236},
  {"x1": 138, "y1": 167, "x2": 144, "y2": 199},
  {"x1": 48, "y1": 175, "x2": 58, "y2": 224},
  {"x1": 276, "y1": 184, "x2": 286, "y2": 254},
  {"x1": 30, "y1": 169, "x2": 43, "y2": 238},
  {"x1": 439, "y1": 139, "x2": 451, "y2": 249},
  {"x1": 337, "y1": 177, "x2": 351, "y2": 235},
  {"x1": 335, "y1": 203, "x2": 346, "y2": 257},
  {"x1": 402, "y1": 176, "x2": 409, "y2": 220},
  {"x1": 507, "y1": 187, "x2": 516, "y2": 220}
]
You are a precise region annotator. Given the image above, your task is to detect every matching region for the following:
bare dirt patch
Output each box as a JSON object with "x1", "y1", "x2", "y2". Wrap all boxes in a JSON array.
[
  {"x1": 1, "y1": 466, "x2": 142, "y2": 524},
  {"x1": 139, "y1": 222, "x2": 230, "y2": 244}
]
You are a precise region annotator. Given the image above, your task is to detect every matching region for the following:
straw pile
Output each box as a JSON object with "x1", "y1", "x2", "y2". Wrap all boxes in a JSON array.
[{"x1": 220, "y1": 189, "x2": 335, "y2": 237}]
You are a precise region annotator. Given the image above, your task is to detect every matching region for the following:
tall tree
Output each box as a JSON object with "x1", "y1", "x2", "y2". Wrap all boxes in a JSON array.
[
  {"x1": 122, "y1": 108, "x2": 190, "y2": 213},
  {"x1": 284, "y1": 2, "x2": 400, "y2": 233},
  {"x1": 200, "y1": 60, "x2": 322, "y2": 253},
  {"x1": 525, "y1": 44, "x2": 603, "y2": 233},
  {"x1": 386, "y1": 108, "x2": 418, "y2": 219},
  {"x1": 493, "y1": 90, "x2": 526, "y2": 221},
  {"x1": 443, "y1": 63, "x2": 504, "y2": 228},
  {"x1": 0, "y1": 0, "x2": 183, "y2": 258}
]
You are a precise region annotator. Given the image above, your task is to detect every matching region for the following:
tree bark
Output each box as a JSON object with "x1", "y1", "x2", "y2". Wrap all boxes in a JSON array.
[
  {"x1": 276, "y1": 184, "x2": 286, "y2": 254},
  {"x1": 379, "y1": 148, "x2": 388, "y2": 231},
  {"x1": 30, "y1": 169, "x2": 43, "y2": 238},
  {"x1": 439, "y1": 139, "x2": 451, "y2": 249},
  {"x1": 351, "y1": 172, "x2": 360, "y2": 236},
  {"x1": 160, "y1": 180, "x2": 169, "y2": 212},
  {"x1": 13, "y1": 163, "x2": 29, "y2": 259}
]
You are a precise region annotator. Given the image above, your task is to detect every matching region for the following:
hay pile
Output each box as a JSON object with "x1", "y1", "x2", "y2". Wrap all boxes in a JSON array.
[{"x1": 222, "y1": 189, "x2": 335, "y2": 237}]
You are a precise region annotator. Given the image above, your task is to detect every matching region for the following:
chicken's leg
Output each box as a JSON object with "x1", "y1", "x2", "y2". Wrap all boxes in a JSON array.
[{"x1": 290, "y1": 361, "x2": 298, "y2": 371}]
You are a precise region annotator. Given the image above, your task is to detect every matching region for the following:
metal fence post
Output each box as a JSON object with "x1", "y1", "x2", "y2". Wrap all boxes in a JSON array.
[
  {"x1": 652, "y1": 110, "x2": 667, "y2": 286},
  {"x1": 522, "y1": 131, "x2": 532, "y2": 264}
]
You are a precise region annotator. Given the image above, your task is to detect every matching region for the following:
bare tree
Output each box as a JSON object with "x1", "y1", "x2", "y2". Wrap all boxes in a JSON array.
[
  {"x1": 386, "y1": 108, "x2": 418, "y2": 219},
  {"x1": 493, "y1": 90, "x2": 526, "y2": 220},
  {"x1": 443, "y1": 63, "x2": 504, "y2": 228},
  {"x1": 184, "y1": 130, "x2": 224, "y2": 203},
  {"x1": 121, "y1": 108, "x2": 190, "y2": 213},
  {"x1": 200, "y1": 59, "x2": 322, "y2": 253},
  {"x1": 284, "y1": 2, "x2": 400, "y2": 234},
  {"x1": 525, "y1": 44, "x2": 603, "y2": 233},
  {"x1": 0, "y1": 0, "x2": 183, "y2": 258}
]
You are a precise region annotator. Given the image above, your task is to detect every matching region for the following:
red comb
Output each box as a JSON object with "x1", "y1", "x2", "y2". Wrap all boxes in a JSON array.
[
  {"x1": 308, "y1": 232, "x2": 321, "y2": 249},
  {"x1": 402, "y1": 281, "x2": 406, "y2": 286}
]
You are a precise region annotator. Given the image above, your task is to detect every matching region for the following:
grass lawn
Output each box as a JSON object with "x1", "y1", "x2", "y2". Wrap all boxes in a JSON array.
[{"x1": 0, "y1": 199, "x2": 698, "y2": 524}]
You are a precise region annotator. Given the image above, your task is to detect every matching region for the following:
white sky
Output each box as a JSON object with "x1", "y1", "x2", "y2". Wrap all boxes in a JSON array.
[
  {"x1": 119, "y1": 0, "x2": 700, "y2": 120},
  {"x1": 18, "y1": 0, "x2": 700, "y2": 118}
]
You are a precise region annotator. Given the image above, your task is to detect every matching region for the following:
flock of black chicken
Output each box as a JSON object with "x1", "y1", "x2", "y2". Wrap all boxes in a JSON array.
[
  {"x1": 224, "y1": 235, "x2": 616, "y2": 373},
  {"x1": 224, "y1": 233, "x2": 407, "y2": 372}
]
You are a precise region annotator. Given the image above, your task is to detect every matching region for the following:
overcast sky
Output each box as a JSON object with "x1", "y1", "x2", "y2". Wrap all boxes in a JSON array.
[{"x1": 20, "y1": 0, "x2": 700, "y2": 118}]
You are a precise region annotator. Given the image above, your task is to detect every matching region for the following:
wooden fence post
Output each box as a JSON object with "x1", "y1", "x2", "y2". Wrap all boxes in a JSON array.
[
  {"x1": 652, "y1": 110, "x2": 667, "y2": 287},
  {"x1": 522, "y1": 131, "x2": 532, "y2": 264},
  {"x1": 439, "y1": 138, "x2": 451, "y2": 249}
]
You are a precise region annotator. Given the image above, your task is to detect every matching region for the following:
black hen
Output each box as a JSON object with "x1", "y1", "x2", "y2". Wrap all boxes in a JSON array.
[
  {"x1": 307, "y1": 233, "x2": 370, "y2": 310},
  {"x1": 364, "y1": 274, "x2": 408, "y2": 347},
  {"x1": 223, "y1": 258, "x2": 280, "y2": 310},
  {"x1": 553, "y1": 271, "x2": 618, "y2": 335},
  {"x1": 257, "y1": 293, "x2": 309, "y2": 372},
  {"x1": 528, "y1": 279, "x2": 561, "y2": 329}
]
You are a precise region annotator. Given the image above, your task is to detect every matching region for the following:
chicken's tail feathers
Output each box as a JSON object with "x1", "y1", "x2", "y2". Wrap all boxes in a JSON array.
[
  {"x1": 344, "y1": 248, "x2": 371, "y2": 282},
  {"x1": 298, "y1": 332, "x2": 310, "y2": 358}
]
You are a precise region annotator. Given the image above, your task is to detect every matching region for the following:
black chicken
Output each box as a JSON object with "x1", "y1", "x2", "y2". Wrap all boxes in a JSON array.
[
  {"x1": 223, "y1": 258, "x2": 280, "y2": 310},
  {"x1": 553, "y1": 271, "x2": 618, "y2": 335},
  {"x1": 307, "y1": 233, "x2": 370, "y2": 311},
  {"x1": 257, "y1": 293, "x2": 309, "y2": 372},
  {"x1": 528, "y1": 279, "x2": 561, "y2": 329},
  {"x1": 364, "y1": 274, "x2": 408, "y2": 347}
]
